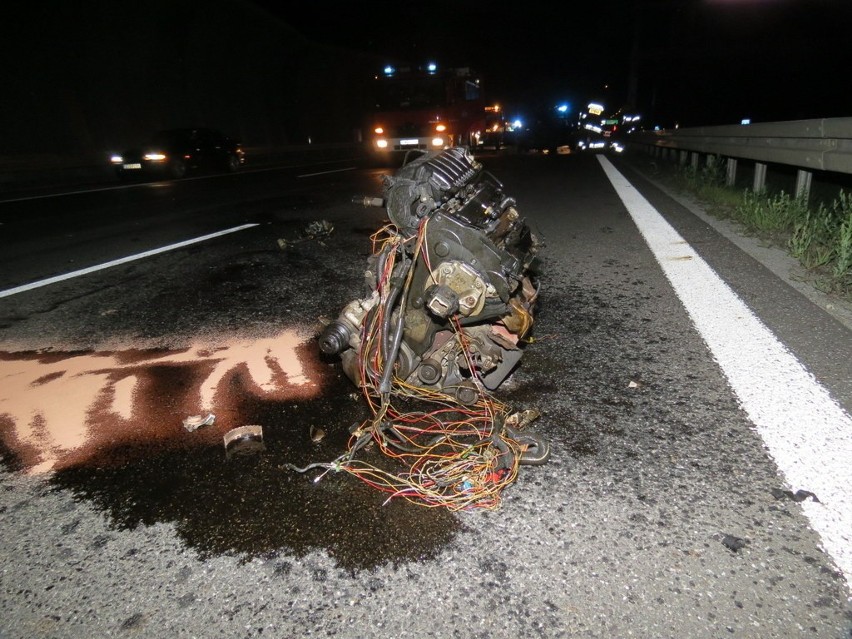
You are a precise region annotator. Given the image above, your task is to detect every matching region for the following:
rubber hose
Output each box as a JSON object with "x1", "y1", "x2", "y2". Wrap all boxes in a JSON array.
[
  {"x1": 505, "y1": 425, "x2": 551, "y2": 466},
  {"x1": 379, "y1": 258, "x2": 414, "y2": 394}
]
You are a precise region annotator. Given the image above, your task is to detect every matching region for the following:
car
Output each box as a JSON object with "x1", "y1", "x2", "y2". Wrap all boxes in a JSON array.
[{"x1": 111, "y1": 127, "x2": 245, "y2": 179}]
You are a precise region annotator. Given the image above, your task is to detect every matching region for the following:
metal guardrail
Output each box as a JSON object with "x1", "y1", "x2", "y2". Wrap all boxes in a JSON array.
[{"x1": 628, "y1": 117, "x2": 852, "y2": 197}]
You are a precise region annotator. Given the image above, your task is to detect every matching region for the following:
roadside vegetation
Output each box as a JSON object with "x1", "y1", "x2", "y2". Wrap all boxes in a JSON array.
[{"x1": 631, "y1": 153, "x2": 852, "y2": 301}]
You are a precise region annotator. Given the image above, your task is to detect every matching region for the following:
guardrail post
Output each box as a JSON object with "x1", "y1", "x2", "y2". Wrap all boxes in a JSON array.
[
  {"x1": 753, "y1": 162, "x2": 767, "y2": 193},
  {"x1": 795, "y1": 169, "x2": 813, "y2": 200},
  {"x1": 691, "y1": 152, "x2": 699, "y2": 170},
  {"x1": 679, "y1": 150, "x2": 688, "y2": 165},
  {"x1": 726, "y1": 158, "x2": 738, "y2": 186}
]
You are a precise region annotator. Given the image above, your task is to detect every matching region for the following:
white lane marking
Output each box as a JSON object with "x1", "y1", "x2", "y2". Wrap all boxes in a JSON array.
[
  {"x1": 297, "y1": 166, "x2": 356, "y2": 178},
  {"x1": 0, "y1": 172, "x2": 217, "y2": 203},
  {"x1": 2, "y1": 183, "x2": 146, "y2": 203},
  {"x1": 0, "y1": 223, "x2": 259, "y2": 299},
  {"x1": 1, "y1": 164, "x2": 360, "y2": 203},
  {"x1": 598, "y1": 155, "x2": 852, "y2": 589}
]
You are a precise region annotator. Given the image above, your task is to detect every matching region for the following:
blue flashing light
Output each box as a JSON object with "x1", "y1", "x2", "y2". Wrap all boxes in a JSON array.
[
  {"x1": 383, "y1": 65, "x2": 395, "y2": 76},
  {"x1": 556, "y1": 103, "x2": 571, "y2": 114},
  {"x1": 426, "y1": 62, "x2": 437, "y2": 74}
]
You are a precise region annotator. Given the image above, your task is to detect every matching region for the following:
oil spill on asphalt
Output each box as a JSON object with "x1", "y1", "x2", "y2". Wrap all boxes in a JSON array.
[
  {"x1": 0, "y1": 331, "x2": 461, "y2": 572},
  {"x1": 45, "y1": 370, "x2": 461, "y2": 572}
]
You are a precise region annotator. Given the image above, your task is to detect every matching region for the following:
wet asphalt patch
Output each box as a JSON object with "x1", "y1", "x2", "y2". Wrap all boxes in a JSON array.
[{"x1": 46, "y1": 369, "x2": 462, "y2": 573}]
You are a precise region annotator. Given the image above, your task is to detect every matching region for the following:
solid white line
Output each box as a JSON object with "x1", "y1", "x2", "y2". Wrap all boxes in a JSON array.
[
  {"x1": 1, "y1": 183, "x2": 141, "y2": 203},
  {"x1": 0, "y1": 163, "x2": 361, "y2": 204},
  {"x1": 0, "y1": 223, "x2": 259, "y2": 299},
  {"x1": 598, "y1": 155, "x2": 852, "y2": 589},
  {"x1": 297, "y1": 166, "x2": 356, "y2": 178}
]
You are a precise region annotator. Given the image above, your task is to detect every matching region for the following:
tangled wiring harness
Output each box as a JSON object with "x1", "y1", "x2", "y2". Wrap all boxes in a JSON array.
[{"x1": 306, "y1": 147, "x2": 549, "y2": 511}]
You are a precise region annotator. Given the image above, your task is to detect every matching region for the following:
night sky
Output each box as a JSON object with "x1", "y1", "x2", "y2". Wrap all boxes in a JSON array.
[{"x1": 263, "y1": 0, "x2": 852, "y2": 127}]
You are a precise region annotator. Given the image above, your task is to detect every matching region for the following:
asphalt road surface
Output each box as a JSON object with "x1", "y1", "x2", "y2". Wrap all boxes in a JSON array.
[{"x1": 1, "y1": 151, "x2": 850, "y2": 638}]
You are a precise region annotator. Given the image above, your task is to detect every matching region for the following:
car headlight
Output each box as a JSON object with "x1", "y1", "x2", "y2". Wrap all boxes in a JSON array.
[
  {"x1": 376, "y1": 139, "x2": 388, "y2": 149},
  {"x1": 431, "y1": 137, "x2": 444, "y2": 147},
  {"x1": 110, "y1": 155, "x2": 123, "y2": 164},
  {"x1": 143, "y1": 152, "x2": 167, "y2": 161}
]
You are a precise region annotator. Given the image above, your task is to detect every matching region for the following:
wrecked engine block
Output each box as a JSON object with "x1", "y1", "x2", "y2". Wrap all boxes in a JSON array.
[
  {"x1": 305, "y1": 147, "x2": 549, "y2": 507},
  {"x1": 320, "y1": 146, "x2": 541, "y2": 404}
]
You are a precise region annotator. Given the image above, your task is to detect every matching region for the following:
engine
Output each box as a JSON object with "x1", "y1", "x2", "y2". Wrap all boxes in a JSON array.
[
  {"x1": 312, "y1": 147, "x2": 548, "y2": 509},
  {"x1": 321, "y1": 146, "x2": 541, "y2": 399}
]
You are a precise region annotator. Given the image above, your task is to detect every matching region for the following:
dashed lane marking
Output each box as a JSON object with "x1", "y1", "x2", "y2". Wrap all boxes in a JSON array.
[{"x1": 0, "y1": 223, "x2": 259, "y2": 298}]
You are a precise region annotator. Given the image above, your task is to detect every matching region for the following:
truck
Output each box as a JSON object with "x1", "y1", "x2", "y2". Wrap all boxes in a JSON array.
[{"x1": 367, "y1": 63, "x2": 488, "y2": 159}]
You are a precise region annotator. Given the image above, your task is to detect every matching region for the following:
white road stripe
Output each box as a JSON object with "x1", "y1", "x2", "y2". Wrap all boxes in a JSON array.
[
  {"x1": 297, "y1": 166, "x2": 356, "y2": 178},
  {"x1": 598, "y1": 155, "x2": 852, "y2": 589},
  {"x1": 0, "y1": 223, "x2": 259, "y2": 299}
]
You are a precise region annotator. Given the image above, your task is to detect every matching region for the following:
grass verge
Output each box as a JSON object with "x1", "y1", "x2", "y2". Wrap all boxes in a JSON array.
[{"x1": 627, "y1": 152, "x2": 852, "y2": 302}]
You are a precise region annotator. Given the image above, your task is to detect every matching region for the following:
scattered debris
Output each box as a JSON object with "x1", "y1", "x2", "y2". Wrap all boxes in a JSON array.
[
  {"x1": 182, "y1": 413, "x2": 215, "y2": 432},
  {"x1": 223, "y1": 425, "x2": 265, "y2": 459},
  {"x1": 721, "y1": 534, "x2": 748, "y2": 553},
  {"x1": 627, "y1": 380, "x2": 641, "y2": 389},
  {"x1": 504, "y1": 409, "x2": 540, "y2": 430},
  {"x1": 277, "y1": 220, "x2": 334, "y2": 250},
  {"x1": 303, "y1": 219, "x2": 333, "y2": 239},
  {"x1": 770, "y1": 487, "x2": 820, "y2": 503},
  {"x1": 309, "y1": 425, "x2": 326, "y2": 443}
]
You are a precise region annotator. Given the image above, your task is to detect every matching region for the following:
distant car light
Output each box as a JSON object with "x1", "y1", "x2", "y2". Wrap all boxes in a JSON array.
[
  {"x1": 435, "y1": 124, "x2": 446, "y2": 132},
  {"x1": 374, "y1": 126, "x2": 384, "y2": 134},
  {"x1": 143, "y1": 152, "x2": 167, "y2": 161}
]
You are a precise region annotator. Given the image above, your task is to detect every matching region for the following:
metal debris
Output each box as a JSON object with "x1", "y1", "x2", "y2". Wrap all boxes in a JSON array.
[
  {"x1": 182, "y1": 413, "x2": 215, "y2": 432},
  {"x1": 223, "y1": 425, "x2": 265, "y2": 458}
]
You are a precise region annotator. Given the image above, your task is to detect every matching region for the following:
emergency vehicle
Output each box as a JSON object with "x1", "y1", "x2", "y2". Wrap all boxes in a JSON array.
[{"x1": 368, "y1": 63, "x2": 487, "y2": 156}]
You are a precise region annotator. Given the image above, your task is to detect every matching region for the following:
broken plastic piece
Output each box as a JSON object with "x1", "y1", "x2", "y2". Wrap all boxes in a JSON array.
[
  {"x1": 182, "y1": 413, "x2": 215, "y2": 432},
  {"x1": 223, "y1": 425, "x2": 265, "y2": 458}
]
